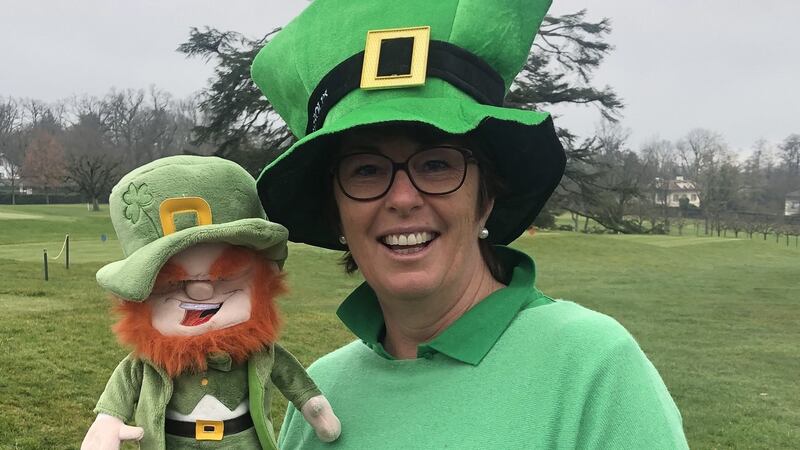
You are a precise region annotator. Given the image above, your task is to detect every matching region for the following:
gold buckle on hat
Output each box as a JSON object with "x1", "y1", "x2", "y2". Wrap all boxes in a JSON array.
[
  {"x1": 159, "y1": 197, "x2": 213, "y2": 236},
  {"x1": 360, "y1": 26, "x2": 430, "y2": 90},
  {"x1": 195, "y1": 419, "x2": 224, "y2": 441}
]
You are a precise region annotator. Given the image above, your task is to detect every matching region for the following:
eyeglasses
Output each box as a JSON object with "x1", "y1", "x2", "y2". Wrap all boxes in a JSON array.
[{"x1": 334, "y1": 145, "x2": 478, "y2": 201}]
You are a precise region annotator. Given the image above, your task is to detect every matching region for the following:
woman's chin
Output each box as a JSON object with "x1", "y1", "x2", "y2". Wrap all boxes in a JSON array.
[{"x1": 373, "y1": 271, "x2": 442, "y2": 300}]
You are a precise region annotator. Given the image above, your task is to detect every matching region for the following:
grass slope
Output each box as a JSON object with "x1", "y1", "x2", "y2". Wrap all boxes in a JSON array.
[{"x1": 0, "y1": 205, "x2": 797, "y2": 449}]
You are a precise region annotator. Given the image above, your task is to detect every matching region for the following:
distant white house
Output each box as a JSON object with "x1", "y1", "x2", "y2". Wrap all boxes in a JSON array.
[
  {"x1": 0, "y1": 157, "x2": 8, "y2": 178},
  {"x1": 785, "y1": 190, "x2": 800, "y2": 216},
  {"x1": 654, "y1": 176, "x2": 701, "y2": 208},
  {"x1": 0, "y1": 156, "x2": 14, "y2": 182}
]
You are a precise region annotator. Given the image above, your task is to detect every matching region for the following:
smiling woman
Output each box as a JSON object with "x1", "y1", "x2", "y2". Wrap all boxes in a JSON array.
[
  {"x1": 332, "y1": 127, "x2": 504, "y2": 336},
  {"x1": 251, "y1": 0, "x2": 689, "y2": 448}
]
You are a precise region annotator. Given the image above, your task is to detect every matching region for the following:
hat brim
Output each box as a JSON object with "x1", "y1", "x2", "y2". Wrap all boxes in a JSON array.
[
  {"x1": 257, "y1": 96, "x2": 565, "y2": 250},
  {"x1": 96, "y1": 218, "x2": 288, "y2": 301}
]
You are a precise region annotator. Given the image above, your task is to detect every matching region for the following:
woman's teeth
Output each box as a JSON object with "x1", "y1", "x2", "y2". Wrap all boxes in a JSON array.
[{"x1": 382, "y1": 231, "x2": 434, "y2": 246}]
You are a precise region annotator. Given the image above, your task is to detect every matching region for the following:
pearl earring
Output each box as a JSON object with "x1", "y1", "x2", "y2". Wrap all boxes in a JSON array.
[
  {"x1": 478, "y1": 228, "x2": 489, "y2": 240},
  {"x1": 339, "y1": 235, "x2": 347, "y2": 245}
]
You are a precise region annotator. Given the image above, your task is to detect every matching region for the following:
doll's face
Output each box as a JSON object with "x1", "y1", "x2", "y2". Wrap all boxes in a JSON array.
[{"x1": 147, "y1": 243, "x2": 268, "y2": 336}]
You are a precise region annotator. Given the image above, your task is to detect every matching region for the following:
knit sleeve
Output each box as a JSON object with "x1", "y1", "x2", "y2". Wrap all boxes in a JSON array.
[
  {"x1": 575, "y1": 332, "x2": 689, "y2": 449},
  {"x1": 278, "y1": 402, "x2": 302, "y2": 449},
  {"x1": 93, "y1": 354, "x2": 143, "y2": 423},
  {"x1": 271, "y1": 343, "x2": 322, "y2": 410}
]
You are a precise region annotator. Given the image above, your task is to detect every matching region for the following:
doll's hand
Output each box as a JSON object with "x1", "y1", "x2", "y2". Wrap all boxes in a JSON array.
[
  {"x1": 80, "y1": 413, "x2": 144, "y2": 450},
  {"x1": 301, "y1": 395, "x2": 341, "y2": 442}
]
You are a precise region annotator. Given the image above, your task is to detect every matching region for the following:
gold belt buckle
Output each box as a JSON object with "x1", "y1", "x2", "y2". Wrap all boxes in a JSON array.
[{"x1": 195, "y1": 419, "x2": 224, "y2": 441}]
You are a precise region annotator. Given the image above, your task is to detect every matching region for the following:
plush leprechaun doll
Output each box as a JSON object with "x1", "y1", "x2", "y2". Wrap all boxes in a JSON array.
[{"x1": 81, "y1": 156, "x2": 340, "y2": 450}]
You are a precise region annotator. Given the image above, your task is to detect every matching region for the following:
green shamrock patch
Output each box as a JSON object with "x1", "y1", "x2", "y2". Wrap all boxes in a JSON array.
[{"x1": 122, "y1": 183, "x2": 160, "y2": 235}]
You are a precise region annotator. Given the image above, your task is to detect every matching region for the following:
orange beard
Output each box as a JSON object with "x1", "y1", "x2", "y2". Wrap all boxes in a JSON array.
[{"x1": 112, "y1": 257, "x2": 285, "y2": 377}]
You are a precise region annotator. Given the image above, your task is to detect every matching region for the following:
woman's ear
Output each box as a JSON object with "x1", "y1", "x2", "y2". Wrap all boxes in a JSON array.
[{"x1": 480, "y1": 197, "x2": 495, "y2": 228}]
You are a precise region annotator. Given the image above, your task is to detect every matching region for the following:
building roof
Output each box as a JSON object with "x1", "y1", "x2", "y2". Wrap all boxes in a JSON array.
[
  {"x1": 787, "y1": 190, "x2": 800, "y2": 199},
  {"x1": 654, "y1": 178, "x2": 699, "y2": 192}
]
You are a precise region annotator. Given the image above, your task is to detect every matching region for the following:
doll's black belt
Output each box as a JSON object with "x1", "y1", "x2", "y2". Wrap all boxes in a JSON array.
[{"x1": 165, "y1": 414, "x2": 254, "y2": 440}]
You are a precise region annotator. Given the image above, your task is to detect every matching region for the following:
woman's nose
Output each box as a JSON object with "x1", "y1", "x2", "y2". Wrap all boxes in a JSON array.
[
  {"x1": 185, "y1": 281, "x2": 214, "y2": 301},
  {"x1": 385, "y1": 169, "x2": 423, "y2": 212}
]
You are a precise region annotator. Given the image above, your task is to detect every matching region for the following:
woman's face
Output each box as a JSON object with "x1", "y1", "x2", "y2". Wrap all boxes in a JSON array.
[{"x1": 334, "y1": 129, "x2": 492, "y2": 301}]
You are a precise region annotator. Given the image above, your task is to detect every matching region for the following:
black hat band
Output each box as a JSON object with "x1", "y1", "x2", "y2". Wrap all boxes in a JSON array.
[{"x1": 306, "y1": 40, "x2": 506, "y2": 135}]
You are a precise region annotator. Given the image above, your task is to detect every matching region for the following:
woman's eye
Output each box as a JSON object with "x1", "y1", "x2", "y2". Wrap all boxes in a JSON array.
[
  {"x1": 353, "y1": 164, "x2": 380, "y2": 177},
  {"x1": 420, "y1": 159, "x2": 451, "y2": 172}
]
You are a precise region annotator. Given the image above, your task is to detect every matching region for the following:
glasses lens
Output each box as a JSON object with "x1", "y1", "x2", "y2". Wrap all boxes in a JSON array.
[
  {"x1": 337, "y1": 153, "x2": 393, "y2": 199},
  {"x1": 408, "y1": 147, "x2": 467, "y2": 194}
]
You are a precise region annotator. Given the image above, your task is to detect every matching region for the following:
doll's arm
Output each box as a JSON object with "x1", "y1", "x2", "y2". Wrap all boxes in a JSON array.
[
  {"x1": 82, "y1": 355, "x2": 146, "y2": 449},
  {"x1": 271, "y1": 343, "x2": 341, "y2": 442}
]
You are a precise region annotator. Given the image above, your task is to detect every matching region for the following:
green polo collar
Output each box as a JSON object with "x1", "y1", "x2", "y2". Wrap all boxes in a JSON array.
[{"x1": 336, "y1": 246, "x2": 552, "y2": 365}]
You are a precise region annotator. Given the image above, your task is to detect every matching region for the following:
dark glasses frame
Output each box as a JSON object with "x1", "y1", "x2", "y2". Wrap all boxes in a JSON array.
[{"x1": 334, "y1": 145, "x2": 478, "y2": 201}]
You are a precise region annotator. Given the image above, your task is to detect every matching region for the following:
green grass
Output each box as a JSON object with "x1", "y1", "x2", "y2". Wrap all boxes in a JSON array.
[{"x1": 1, "y1": 205, "x2": 798, "y2": 449}]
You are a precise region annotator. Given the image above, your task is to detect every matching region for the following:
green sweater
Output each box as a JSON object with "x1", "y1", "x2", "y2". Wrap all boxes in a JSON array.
[{"x1": 279, "y1": 247, "x2": 688, "y2": 449}]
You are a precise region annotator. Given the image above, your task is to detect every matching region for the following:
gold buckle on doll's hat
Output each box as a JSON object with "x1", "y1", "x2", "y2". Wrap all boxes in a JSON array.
[
  {"x1": 159, "y1": 197, "x2": 213, "y2": 236},
  {"x1": 195, "y1": 419, "x2": 224, "y2": 440},
  {"x1": 360, "y1": 26, "x2": 430, "y2": 90}
]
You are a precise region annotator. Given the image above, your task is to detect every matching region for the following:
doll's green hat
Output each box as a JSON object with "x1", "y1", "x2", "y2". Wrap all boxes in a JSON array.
[
  {"x1": 252, "y1": 0, "x2": 565, "y2": 249},
  {"x1": 96, "y1": 155, "x2": 288, "y2": 301}
]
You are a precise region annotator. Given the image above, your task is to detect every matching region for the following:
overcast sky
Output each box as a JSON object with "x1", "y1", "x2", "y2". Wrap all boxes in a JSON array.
[{"x1": 2, "y1": 0, "x2": 798, "y2": 155}]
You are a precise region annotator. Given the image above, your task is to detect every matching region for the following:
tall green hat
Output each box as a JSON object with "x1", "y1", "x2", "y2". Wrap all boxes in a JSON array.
[
  {"x1": 252, "y1": 0, "x2": 565, "y2": 249},
  {"x1": 96, "y1": 155, "x2": 288, "y2": 301}
]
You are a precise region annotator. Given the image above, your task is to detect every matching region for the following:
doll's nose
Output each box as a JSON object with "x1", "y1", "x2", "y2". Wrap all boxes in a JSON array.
[{"x1": 185, "y1": 281, "x2": 214, "y2": 301}]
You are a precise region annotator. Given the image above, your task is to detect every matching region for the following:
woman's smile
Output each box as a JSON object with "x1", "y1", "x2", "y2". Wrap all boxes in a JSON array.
[{"x1": 379, "y1": 230, "x2": 440, "y2": 255}]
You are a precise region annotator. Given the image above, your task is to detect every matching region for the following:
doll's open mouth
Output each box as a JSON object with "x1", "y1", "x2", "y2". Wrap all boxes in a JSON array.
[{"x1": 179, "y1": 302, "x2": 222, "y2": 327}]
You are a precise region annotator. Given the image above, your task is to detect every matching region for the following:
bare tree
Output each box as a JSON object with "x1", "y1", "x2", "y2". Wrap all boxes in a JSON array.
[
  {"x1": 21, "y1": 130, "x2": 66, "y2": 203},
  {"x1": 779, "y1": 134, "x2": 800, "y2": 177},
  {"x1": 676, "y1": 129, "x2": 738, "y2": 234},
  {"x1": 757, "y1": 220, "x2": 773, "y2": 240},
  {"x1": 676, "y1": 129, "x2": 727, "y2": 181},
  {"x1": 136, "y1": 87, "x2": 180, "y2": 162},
  {"x1": 101, "y1": 88, "x2": 146, "y2": 168},
  {"x1": 0, "y1": 98, "x2": 25, "y2": 204},
  {"x1": 639, "y1": 137, "x2": 678, "y2": 178},
  {"x1": 742, "y1": 215, "x2": 758, "y2": 239},
  {"x1": 62, "y1": 112, "x2": 119, "y2": 211}
]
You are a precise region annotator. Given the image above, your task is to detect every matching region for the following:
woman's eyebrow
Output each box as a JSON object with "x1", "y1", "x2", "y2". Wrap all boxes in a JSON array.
[{"x1": 341, "y1": 143, "x2": 381, "y2": 153}]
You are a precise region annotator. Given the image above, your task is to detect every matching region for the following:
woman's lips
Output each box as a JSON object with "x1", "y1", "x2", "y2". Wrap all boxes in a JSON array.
[
  {"x1": 380, "y1": 231, "x2": 437, "y2": 246},
  {"x1": 378, "y1": 231, "x2": 439, "y2": 255},
  {"x1": 379, "y1": 231, "x2": 439, "y2": 254}
]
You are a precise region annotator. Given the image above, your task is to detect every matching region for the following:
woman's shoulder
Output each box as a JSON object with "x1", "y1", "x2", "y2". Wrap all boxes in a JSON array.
[
  {"x1": 304, "y1": 340, "x2": 373, "y2": 378},
  {"x1": 500, "y1": 299, "x2": 669, "y2": 394},
  {"x1": 511, "y1": 299, "x2": 641, "y2": 354}
]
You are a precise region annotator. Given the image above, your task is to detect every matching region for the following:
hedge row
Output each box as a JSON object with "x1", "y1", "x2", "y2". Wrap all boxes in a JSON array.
[{"x1": 0, "y1": 193, "x2": 104, "y2": 205}]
